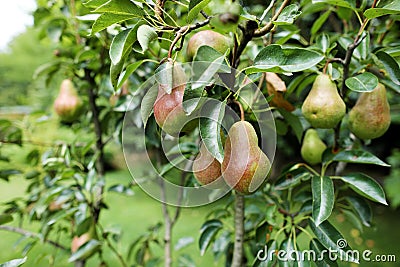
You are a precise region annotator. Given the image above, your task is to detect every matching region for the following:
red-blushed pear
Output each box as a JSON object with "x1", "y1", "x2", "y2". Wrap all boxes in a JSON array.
[
  {"x1": 302, "y1": 73, "x2": 346, "y2": 129},
  {"x1": 221, "y1": 121, "x2": 270, "y2": 194},
  {"x1": 348, "y1": 83, "x2": 391, "y2": 139},
  {"x1": 54, "y1": 79, "x2": 83, "y2": 122},
  {"x1": 153, "y1": 60, "x2": 192, "y2": 136},
  {"x1": 192, "y1": 143, "x2": 222, "y2": 186},
  {"x1": 186, "y1": 30, "x2": 232, "y2": 60}
]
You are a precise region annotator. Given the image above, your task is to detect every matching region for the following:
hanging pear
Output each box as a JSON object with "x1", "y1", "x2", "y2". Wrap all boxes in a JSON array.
[
  {"x1": 221, "y1": 121, "x2": 270, "y2": 194},
  {"x1": 192, "y1": 143, "x2": 222, "y2": 186},
  {"x1": 302, "y1": 74, "x2": 346, "y2": 129},
  {"x1": 348, "y1": 83, "x2": 391, "y2": 140},
  {"x1": 186, "y1": 30, "x2": 232, "y2": 60},
  {"x1": 153, "y1": 60, "x2": 192, "y2": 136},
  {"x1": 301, "y1": 129, "x2": 327, "y2": 165},
  {"x1": 54, "y1": 79, "x2": 83, "y2": 122}
]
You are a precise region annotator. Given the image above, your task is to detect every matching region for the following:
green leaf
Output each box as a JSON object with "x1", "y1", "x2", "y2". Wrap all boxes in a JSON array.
[
  {"x1": 0, "y1": 257, "x2": 27, "y2": 267},
  {"x1": 199, "y1": 219, "x2": 223, "y2": 256},
  {"x1": 309, "y1": 219, "x2": 358, "y2": 263},
  {"x1": 135, "y1": 25, "x2": 157, "y2": 54},
  {"x1": 140, "y1": 82, "x2": 159, "y2": 126},
  {"x1": 274, "y1": 4, "x2": 301, "y2": 25},
  {"x1": 345, "y1": 196, "x2": 372, "y2": 227},
  {"x1": 375, "y1": 51, "x2": 400, "y2": 85},
  {"x1": 0, "y1": 214, "x2": 13, "y2": 225},
  {"x1": 187, "y1": 0, "x2": 211, "y2": 23},
  {"x1": 110, "y1": 57, "x2": 126, "y2": 89},
  {"x1": 199, "y1": 100, "x2": 226, "y2": 162},
  {"x1": 76, "y1": 217, "x2": 93, "y2": 237},
  {"x1": 323, "y1": 150, "x2": 390, "y2": 167},
  {"x1": 311, "y1": 10, "x2": 332, "y2": 36},
  {"x1": 117, "y1": 60, "x2": 146, "y2": 89},
  {"x1": 277, "y1": 108, "x2": 303, "y2": 143},
  {"x1": 275, "y1": 167, "x2": 312, "y2": 190},
  {"x1": 0, "y1": 170, "x2": 22, "y2": 181},
  {"x1": 174, "y1": 237, "x2": 194, "y2": 251},
  {"x1": 364, "y1": 1, "x2": 400, "y2": 18},
  {"x1": 109, "y1": 28, "x2": 137, "y2": 65},
  {"x1": 94, "y1": 0, "x2": 144, "y2": 16},
  {"x1": 69, "y1": 240, "x2": 101, "y2": 262},
  {"x1": 312, "y1": 176, "x2": 334, "y2": 226},
  {"x1": 247, "y1": 45, "x2": 324, "y2": 74},
  {"x1": 338, "y1": 173, "x2": 387, "y2": 205},
  {"x1": 312, "y1": 0, "x2": 356, "y2": 11},
  {"x1": 91, "y1": 13, "x2": 136, "y2": 34},
  {"x1": 345, "y1": 72, "x2": 378, "y2": 92},
  {"x1": 341, "y1": 209, "x2": 363, "y2": 231},
  {"x1": 83, "y1": 0, "x2": 109, "y2": 9}
]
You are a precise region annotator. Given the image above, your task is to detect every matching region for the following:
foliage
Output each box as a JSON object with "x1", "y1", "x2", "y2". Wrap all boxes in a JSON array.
[{"x1": 0, "y1": 0, "x2": 399, "y2": 266}]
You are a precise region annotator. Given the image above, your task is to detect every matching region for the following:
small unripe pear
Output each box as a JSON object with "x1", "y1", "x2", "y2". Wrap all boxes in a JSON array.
[
  {"x1": 222, "y1": 121, "x2": 270, "y2": 194},
  {"x1": 54, "y1": 79, "x2": 83, "y2": 122},
  {"x1": 301, "y1": 129, "x2": 327, "y2": 165},
  {"x1": 186, "y1": 30, "x2": 232, "y2": 60},
  {"x1": 348, "y1": 83, "x2": 391, "y2": 139},
  {"x1": 302, "y1": 74, "x2": 346, "y2": 129},
  {"x1": 192, "y1": 143, "x2": 222, "y2": 186}
]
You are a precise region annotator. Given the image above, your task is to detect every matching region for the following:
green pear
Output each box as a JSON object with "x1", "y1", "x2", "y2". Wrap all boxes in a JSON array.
[
  {"x1": 192, "y1": 143, "x2": 222, "y2": 186},
  {"x1": 348, "y1": 83, "x2": 391, "y2": 140},
  {"x1": 186, "y1": 30, "x2": 232, "y2": 61},
  {"x1": 221, "y1": 121, "x2": 270, "y2": 194},
  {"x1": 153, "y1": 61, "x2": 193, "y2": 136},
  {"x1": 54, "y1": 79, "x2": 83, "y2": 122},
  {"x1": 302, "y1": 74, "x2": 346, "y2": 128},
  {"x1": 301, "y1": 129, "x2": 327, "y2": 165}
]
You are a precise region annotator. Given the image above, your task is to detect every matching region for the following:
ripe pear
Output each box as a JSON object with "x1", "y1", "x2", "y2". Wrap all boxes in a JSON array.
[
  {"x1": 301, "y1": 129, "x2": 327, "y2": 165},
  {"x1": 348, "y1": 83, "x2": 391, "y2": 140},
  {"x1": 54, "y1": 79, "x2": 83, "y2": 122},
  {"x1": 221, "y1": 121, "x2": 270, "y2": 194},
  {"x1": 153, "y1": 61, "x2": 192, "y2": 136},
  {"x1": 186, "y1": 30, "x2": 232, "y2": 60},
  {"x1": 192, "y1": 143, "x2": 222, "y2": 186},
  {"x1": 302, "y1": 74, "x2": 346, "y2": 128}
]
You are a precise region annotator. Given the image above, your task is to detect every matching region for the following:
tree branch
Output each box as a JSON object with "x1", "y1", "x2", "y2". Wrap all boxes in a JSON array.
[
  {"x1": 253, "y1": 0, "x2": 290, "y2": 37},
  {"x1": 0, "y1": 225, "x2": 68, "y2": 251},
  {"x1": 231, "y1": 194, "x2": 244, "y2": 267}
]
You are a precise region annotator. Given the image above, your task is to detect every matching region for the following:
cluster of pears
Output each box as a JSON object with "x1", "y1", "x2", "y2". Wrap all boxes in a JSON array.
[
  {"x1": 300, "y1": 73, "x2": 391, "y2": 165},
  {"x1": 193, "y1": 121, "x2": 271, "y2": 195},
  {"x1": 153, "y1": 30, "x2": 232, "y2": 136},
  {"x1": 54, "y1": 79, "x2": 83, "y2": 123}
]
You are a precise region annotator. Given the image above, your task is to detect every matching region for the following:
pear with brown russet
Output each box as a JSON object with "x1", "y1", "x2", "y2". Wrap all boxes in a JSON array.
[
  {"x1": 348, "y1": 83, "x2": 391, "y2": 139},
  {"x1": 302, "y1": 73, "x2": 346, "y2": 128},
  {"x1": 222, "y1": 121, "x2": 270, "y2": 194},
  {"x1": 192, "y1": 143, "x2": 222, "y2": 186}
]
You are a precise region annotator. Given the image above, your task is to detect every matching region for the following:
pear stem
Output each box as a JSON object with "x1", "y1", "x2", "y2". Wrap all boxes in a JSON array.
[
  {"x1": 231, "y1": 194, "x2": 245, "y2": 267},
  {"x1": 233, "y1": 99, "x2": 245, "y2": 121}
]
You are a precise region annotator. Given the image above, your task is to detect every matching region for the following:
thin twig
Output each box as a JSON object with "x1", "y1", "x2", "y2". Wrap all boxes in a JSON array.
[
  {"x1": 0, "y1": 225, "x2": 68, "y2": 251},
  {"x1": 253, "y1": 0, "x2": 290, "y2": 37}
]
